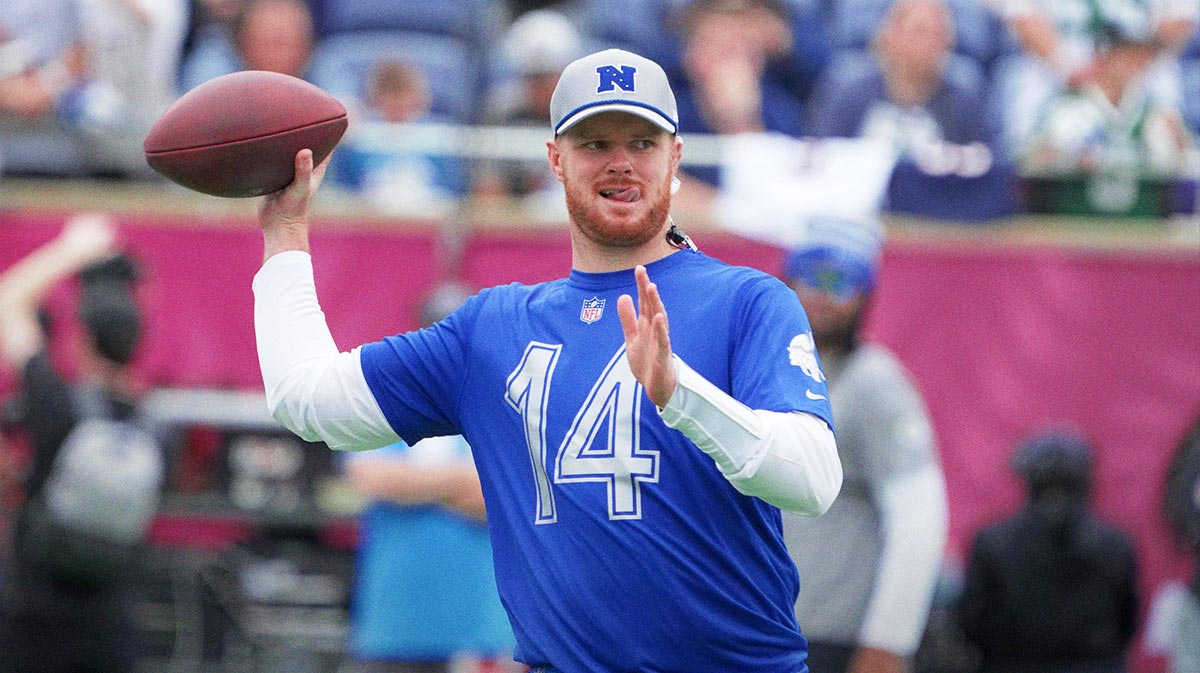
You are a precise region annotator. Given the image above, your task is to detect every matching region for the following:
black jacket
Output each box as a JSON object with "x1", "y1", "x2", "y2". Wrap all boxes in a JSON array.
[{"x1": 958, "y1": 506, "x2": 1139, "y2": 673}]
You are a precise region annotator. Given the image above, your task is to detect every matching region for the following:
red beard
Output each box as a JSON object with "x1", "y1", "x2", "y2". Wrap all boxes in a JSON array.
[{"x1": 564, "y1": 174, "x2": 672, "y2": 249}]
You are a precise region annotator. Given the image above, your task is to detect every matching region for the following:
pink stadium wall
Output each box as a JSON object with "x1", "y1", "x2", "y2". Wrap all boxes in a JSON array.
[{"x1": 2, "y1": 212, "x2": 1198, "y2": 672}]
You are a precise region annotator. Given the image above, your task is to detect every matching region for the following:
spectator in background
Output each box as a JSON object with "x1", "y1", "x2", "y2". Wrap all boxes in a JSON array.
[
  {"x1": 340, "y1": 281, "x2": 517, "y2": 673},
  {"x1": 0, "y1": 214, "x2": 150, "y2": 673},
  {"x1": 1019, "y1": 18, "x2": 1196, "y2": 217},
  {"x1": 190, "y1": 0, "x2": 246, "y2": 32},
  {"x1": 473, "y1": 9, "x2": 584, "y2": 216},
  {"x1": 987, "y1": 0, "x2": 1198, "y2": 162},
  {"x1": 230, "y1": 0, "x2": 313, "y2": 77},
  {"x1": 809, "y1": 0, "x2": 1017, "y2": 222},
  {"x1": 176, "y1": 0, "x2": 246, "y2": 90},
  {"x1": 0, "y1": 1, "x2": 71, "y2": 130},
  {"x1": 1152, "y1": 411, "x2": 1200, "y2": 673},
  {"x1": 759, "y1": 0, "x2": 833, "y2": 112},
  {"x1": 958, "y1": 429, "x2": 1139, "y2": 673},
  {"x1": 63, "y1": 0, "x2": 189, "y2": 174},
  {"x1": 328, "y1": 59, "x2": 467, "y2": 214},
  {"x1": 0, "y1": 0, "x2": 188, "y2": 177},
  {"x1": 0, "y1": 0, "x2": 77, "y2": 90},
  {"x1": 178, "y1": 0, "x2": 314, "y2": 91},
  {"x1": 669, "y1": 0, "x2": 806, "y2": 201},
  {"x1": 780, "y1": 217, "x2": 949, "y2": 673}
]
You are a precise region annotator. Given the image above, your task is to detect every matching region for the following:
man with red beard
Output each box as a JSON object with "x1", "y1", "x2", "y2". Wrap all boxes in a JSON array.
[{"x1": 250, "y1": 48, "x2": 842, "y2": 673}]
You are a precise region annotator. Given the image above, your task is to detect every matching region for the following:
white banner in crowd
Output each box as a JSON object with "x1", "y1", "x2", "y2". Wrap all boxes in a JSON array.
[{"x1": 713, "y1": 133, "x2": 898, "y2": 249}]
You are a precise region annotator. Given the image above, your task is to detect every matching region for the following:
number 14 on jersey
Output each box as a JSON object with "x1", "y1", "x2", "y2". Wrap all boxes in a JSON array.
[{"x1": 505, "y1": 342, "x2": 661, "y2": 524}]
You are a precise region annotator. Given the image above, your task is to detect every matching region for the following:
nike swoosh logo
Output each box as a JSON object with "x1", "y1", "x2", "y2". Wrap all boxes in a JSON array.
[{"x1": 805, "y1": 390, "x2": 827, "y2": 401}]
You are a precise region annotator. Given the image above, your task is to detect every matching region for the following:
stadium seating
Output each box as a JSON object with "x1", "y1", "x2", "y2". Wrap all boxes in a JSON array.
[
  {"x1": 308, "y1": 31, "x2": 481, "y2": 123},
  {"x1": 1180, "y1": 28, "x2": 1200, "y2": 136},
  {"x1": 828, "y1": 0, "x2": 1003, "y2": 69},
  {"x1": 573, "y1": 0, "x2": 676, "y2": 58},
  {"x1": 316, "y1": 0, "x2": 499, "y2": 46},
  {"x1": 0, "y1": 127, "x2": 88, "y2": 177},
  {"x1": 1182, "y1": 58, "x2": 1200, "y2": 136}
]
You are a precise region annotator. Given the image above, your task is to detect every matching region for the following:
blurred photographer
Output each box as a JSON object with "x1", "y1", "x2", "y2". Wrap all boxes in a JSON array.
[
  {"x1": 958, "y1": 429, "x2": 1139, "y2": 673},
  {"x1": 0, "y1": 214, "x2": 156, "y2": 673}
]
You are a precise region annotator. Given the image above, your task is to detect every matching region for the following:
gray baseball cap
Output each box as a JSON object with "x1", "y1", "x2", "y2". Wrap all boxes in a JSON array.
[{"x1": 550, "y1": 48, "x2": 679, "y2": 136}]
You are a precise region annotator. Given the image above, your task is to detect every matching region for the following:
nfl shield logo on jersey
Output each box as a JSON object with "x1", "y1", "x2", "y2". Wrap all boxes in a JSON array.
[{"x1": 580, "y1": 297, "x2": 605, "y2": 324}]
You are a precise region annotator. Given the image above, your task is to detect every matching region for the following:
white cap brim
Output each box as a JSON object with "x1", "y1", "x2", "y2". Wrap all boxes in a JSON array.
[{"x1": 555, "y1": 102, "x2": 678, "y2": 135}]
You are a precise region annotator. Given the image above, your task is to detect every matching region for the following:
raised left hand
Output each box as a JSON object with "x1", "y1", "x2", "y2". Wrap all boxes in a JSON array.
[{"x1": 617, "y1": 265, "x2": 677, "y2": 408}]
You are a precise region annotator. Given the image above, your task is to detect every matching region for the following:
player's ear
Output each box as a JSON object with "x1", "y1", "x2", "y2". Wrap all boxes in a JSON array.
[{"x1": 547, "y1": 139, "x2": 566, "y2": 184}]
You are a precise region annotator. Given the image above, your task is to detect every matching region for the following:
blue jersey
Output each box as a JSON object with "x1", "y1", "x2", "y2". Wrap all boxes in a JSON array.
[{"x1": 360, "y1": 249, "x2": 832, "y2": 673}]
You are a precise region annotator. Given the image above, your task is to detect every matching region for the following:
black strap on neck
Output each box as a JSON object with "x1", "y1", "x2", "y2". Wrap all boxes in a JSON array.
[{"x1": 665, "y1": 219, "x2": 697, "y2": 251}]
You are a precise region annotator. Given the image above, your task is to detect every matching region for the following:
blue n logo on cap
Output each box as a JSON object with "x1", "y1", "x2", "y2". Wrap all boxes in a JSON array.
[{"x1": 596, "y1": 65, "x2": 636, "y2": 93}]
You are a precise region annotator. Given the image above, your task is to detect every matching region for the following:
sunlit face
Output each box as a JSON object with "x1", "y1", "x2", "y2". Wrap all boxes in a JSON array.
[{"x1": 548, "y1": 112, "x2": 681, "y2": 249}]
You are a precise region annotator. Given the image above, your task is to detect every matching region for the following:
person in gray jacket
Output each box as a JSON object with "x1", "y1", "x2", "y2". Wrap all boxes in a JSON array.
[{"x1": 780, "y1": 217, "x2": 949, "y2": 673}]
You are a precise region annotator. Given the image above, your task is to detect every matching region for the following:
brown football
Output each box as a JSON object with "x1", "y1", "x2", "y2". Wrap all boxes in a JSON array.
[{"x1": 144, "y1": 71, "x2": 347, "y2": 198}]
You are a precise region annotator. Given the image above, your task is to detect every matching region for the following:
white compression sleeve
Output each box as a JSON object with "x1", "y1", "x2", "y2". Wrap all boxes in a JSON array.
[
  {"x1": 657, "y1": 356, "x2": 842, "y2": 515},
  {"x1": 857, "y1": 464, "x2": 949, "y2": 654},
  {"x1": 252, "y1": 251, "x2": 400, "y2": 452}
]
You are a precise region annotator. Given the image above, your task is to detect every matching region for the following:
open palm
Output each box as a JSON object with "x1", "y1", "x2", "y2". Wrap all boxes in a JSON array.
[{"x1": 617, "y1": 265, "x2": 677, "y2": 408}]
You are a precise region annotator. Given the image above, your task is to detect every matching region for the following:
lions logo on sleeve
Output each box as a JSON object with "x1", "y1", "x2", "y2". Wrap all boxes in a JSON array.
[{"x1": 788, "y1": 333, "x2": 825, "y2": 383}]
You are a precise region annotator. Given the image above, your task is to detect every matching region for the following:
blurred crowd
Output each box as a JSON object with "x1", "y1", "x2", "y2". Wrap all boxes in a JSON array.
[
  {"x1": 1, "y1": 6, "x2": 1199, "y2": 671},
  {"x1": 1, "y1": 0, "x2": 1199, "y2": 220}
]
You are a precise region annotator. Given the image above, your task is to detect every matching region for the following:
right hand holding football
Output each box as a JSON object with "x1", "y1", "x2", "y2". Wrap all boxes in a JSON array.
[{"x1": 258, "y1": 149, "x2": 330, "y2": 261}]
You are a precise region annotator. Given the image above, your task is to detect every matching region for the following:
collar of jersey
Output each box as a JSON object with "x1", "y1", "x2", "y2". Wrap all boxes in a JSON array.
[{"x1": 567, "y1": 249, "x2": 694, "y2": 291}]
